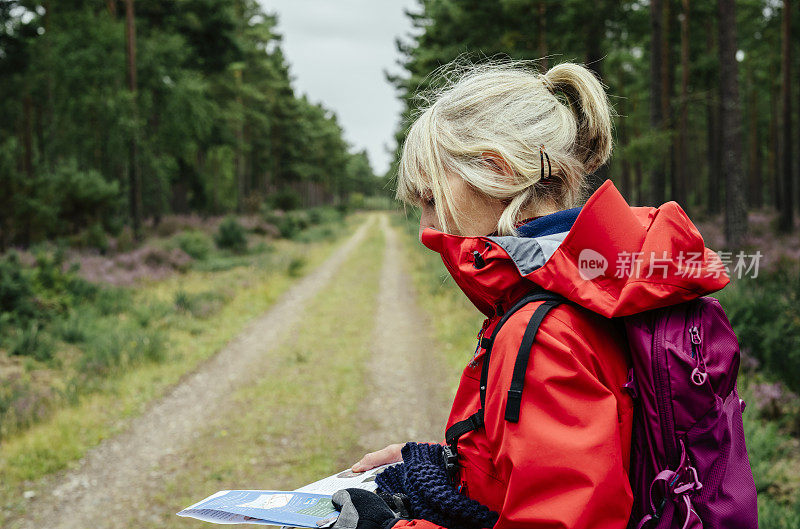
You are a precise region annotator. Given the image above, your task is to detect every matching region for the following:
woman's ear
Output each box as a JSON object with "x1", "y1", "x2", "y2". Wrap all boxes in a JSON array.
[{"x1": 480, "y1": 151, "x2": 515, "y2": 179}]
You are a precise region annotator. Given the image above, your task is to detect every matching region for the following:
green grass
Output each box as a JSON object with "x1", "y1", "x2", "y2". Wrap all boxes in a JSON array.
[
  {"x1": 0, "y1": 214, "x2": 364, "y2": 522},
  {"x1": 128, "y1": 219, "x2": 386, "y2": 528}
]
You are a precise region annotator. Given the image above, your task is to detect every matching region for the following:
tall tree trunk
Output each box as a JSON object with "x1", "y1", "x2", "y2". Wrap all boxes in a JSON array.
[
  {"x1": 271, "y1": 126, "x2": 282, "y2": 194},
  {"x1": 632, "y1": 90, "x2": 643, "y2": 205},
  {"x1": 706, "y1": 100, "x2": 718, "y2": 213},
  {"x1": 234, "y1": 68, "x2": 245, "y2": 214},
  {"x1": 755, "y1": 116, "x2": 763, "y2": 210},
  {"x1": 650, "y1": 0, "x2": 666, "y2": 205},
  {"x1": 584, "y1": 0, "x2": 608, "y2": 195},
  {"x1": 706, "y1": 23, "x2": 722, "y2": 214},
  {"x1": 664, "y1": 0, "x2": 678, "y2": 206},
  {"x1": 618, "y1": 63, "x2": 631, "y2": 203},
  {"x1": 34, "y1": 98, "x2": 46, "y2": 170},
  {"x1": 171, "y1": 161, "x2": 189, "y2": 214},
  {"x1": 195, "y1": 148, "x2": 206, "y2": 219},
  {"x1": 768, "y1": 61, "x2": 780, "y2": 210},
  {"x1": 22, "y1": 94, "x2": 34, "y2": 180},
  {"x1": 245, "y1": 122, "x2": 254, "y2": 204},
  {"x1": 124, "y1": 0, "x2": 142, "y2": 239},
  {"x1": 537, "y1": 2, "x2": 547, "y2": 70},
  {"x1": 677, "y1": 0, "x2": 690, "y2": 211},
  {"x1": 746, "y1": 61, "x2": 762, "y2": 208},
  {"x1": 41, "y1": 0, "x2": 53, "y2": 172},
  {"x1": 149, "y1": 90, "x2": 163, "y2": 226},
  {"x1": 104, "y1": 1, "x2": 125, "y2": 191},
  {"x1": 718, "y1": 0, "x2": 747, "y2": 246},
  {"x1": 778, "y1": 0, "x2": 793, "y2": 231}
]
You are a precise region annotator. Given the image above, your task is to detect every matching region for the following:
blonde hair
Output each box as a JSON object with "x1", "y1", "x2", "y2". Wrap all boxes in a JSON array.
[{"x1": 396, "y1": 56, "x2": 616, "y2": 236}]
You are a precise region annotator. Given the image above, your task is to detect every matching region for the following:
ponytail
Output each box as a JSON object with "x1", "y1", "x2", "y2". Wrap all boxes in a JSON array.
[{"x1": 542, "y1": 63, "x2": 614, "y2": 175}]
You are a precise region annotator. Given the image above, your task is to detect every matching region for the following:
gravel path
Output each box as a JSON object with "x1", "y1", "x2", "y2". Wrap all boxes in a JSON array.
[
  {"x1": 12, "y1": 218, "x2": 373, "y2": 529},
  {"x1": 358, "y1": 215, "x2": 451, "y2": 451},
  {"x1": 10, "y1": 213, "x2": 454, "y2": 529}
]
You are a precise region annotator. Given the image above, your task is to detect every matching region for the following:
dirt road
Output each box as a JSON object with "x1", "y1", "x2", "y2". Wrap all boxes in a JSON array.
[
  {"x1": 12, "y1": 213, "x2": 453, "y2": 529},
  {"x1": 359, "y1": 215, "x2": 450, "y2": 451}
]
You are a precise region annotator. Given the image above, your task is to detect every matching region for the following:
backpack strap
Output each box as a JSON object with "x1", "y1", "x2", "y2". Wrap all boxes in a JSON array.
[
  {"x1": 505, "y1": 299, "x2": 562, "y2": 423},
  {"x1": 446, "y1": 289, "x2": 563, "y2": 441},
  {"x1": 443, "y1": 287, "x2": 572, "y2": 484}
]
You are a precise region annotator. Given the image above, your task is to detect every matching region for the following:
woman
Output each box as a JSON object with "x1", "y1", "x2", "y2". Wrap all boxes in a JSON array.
[{"x1": 332, "y1": 59, "x2": 728, "y2": 529}]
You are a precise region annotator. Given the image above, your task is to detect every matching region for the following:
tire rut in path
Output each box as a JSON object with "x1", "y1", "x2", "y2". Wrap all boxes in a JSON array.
[
  {"x1": 13, "y1": 217, "x2": 374, "y2": 529},
  {"x1": 358, "y1": 214, "x2": 452, "y2": 454}
]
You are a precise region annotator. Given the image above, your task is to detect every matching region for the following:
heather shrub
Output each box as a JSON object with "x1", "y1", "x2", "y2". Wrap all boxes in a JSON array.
[
  {"x1": 0, "y1": 251, "x2": 38, "y2": 325},
  {"x1": 174, "y1": 230, "x2": 213, "y2": 260},
  {"x1": 214, "y1": 216, "x2": 248, "y2": 253},
  {"x1": 277, "y1": 210, "x2": 312, "y2": 238},
  {"x1": 0, "y1": 247, "x2": 99, "y2": 331}
]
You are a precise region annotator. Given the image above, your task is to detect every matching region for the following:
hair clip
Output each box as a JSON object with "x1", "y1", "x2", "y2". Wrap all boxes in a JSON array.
[{"x1": 539, "y1": 145, "x2": 551, "y2": 180}]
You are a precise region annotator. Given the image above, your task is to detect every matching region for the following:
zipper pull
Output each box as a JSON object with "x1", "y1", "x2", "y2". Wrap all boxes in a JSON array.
[
  {"x1": 689, "y1": 326, "x2": 701, "y2": 345},
  {"x1": 688, "y1": 325, "x2": 707, "y2": 386}
]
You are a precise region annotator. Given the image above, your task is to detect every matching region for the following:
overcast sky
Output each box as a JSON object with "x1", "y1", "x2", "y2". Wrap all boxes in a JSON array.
[{"x1": 257, "y1": 1, "x2": 419, "y2": 177}]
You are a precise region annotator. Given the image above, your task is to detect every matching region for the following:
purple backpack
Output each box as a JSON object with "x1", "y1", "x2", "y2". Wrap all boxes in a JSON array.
[
  {"x1": 447, "y1": 288, "x2": 760, "y2": 529},
  {"x1": 623, "y1": 295, "x2": 759, "y2": 529}
]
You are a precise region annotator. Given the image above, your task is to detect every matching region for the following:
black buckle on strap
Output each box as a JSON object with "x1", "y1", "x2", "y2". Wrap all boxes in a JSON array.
[
  {"x1": 443, "y1": 444, "x2": 460, "y2": 486},
  {"x1": 505, "y1": 388, "x2": 523, "y2": 422}
]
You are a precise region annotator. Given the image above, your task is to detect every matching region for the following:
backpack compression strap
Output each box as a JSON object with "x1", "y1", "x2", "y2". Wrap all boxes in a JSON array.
[{"x1": 443, "y1": 289, "x2": 570, "y2": 484}]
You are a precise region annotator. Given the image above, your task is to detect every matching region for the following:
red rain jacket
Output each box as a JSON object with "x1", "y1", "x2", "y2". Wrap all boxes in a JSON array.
[{"x1": 392, "y1": 180, "x2": 730, "y2": 529}]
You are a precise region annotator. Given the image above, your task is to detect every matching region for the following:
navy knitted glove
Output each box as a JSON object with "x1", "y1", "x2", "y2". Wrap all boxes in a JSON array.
[{"x1": 331, "y1": 488, "x2": 402, "y2": 529}]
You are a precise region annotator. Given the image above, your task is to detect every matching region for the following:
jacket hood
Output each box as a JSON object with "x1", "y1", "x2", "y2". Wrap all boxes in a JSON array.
[{"x1": 420, "y1": 179, "x2": 730, "y2": 318}]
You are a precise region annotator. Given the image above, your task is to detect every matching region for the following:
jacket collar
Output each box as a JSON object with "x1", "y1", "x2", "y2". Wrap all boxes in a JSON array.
[{"x1": 420, "y1": 179, "x2": 730, "y2": 318}]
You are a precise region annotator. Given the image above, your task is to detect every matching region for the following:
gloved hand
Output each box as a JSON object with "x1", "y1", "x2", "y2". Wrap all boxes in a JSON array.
[{"x1": 331, "y1": 488, "x2": 403, "y2": 529}]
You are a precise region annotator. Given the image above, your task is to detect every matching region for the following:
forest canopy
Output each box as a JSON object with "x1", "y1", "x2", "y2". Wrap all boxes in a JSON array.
[
  {"x1": 0, "y1": 0, "x2": 384, "y2": 249},
  {"x1": 387, "y1": 0, "x2": 799, "y2": 248}
]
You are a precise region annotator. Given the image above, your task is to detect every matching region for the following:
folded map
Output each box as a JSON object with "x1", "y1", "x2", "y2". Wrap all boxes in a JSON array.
[{"x1": 177, "y1": 464, "x2": 398, "y2": 527}]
